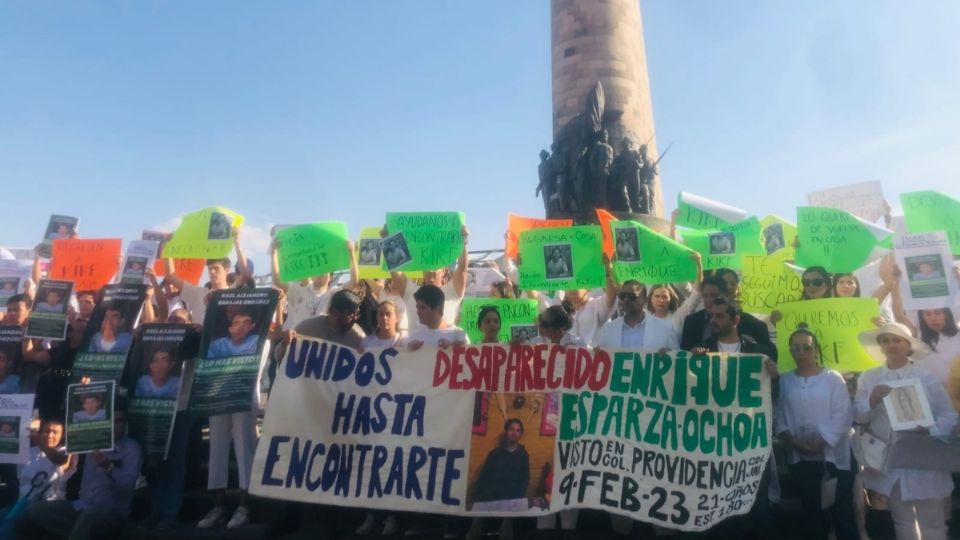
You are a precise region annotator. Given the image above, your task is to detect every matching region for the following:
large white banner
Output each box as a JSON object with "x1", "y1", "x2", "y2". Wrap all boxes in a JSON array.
[{"x1": 250, "y1": 338, "x2": 772, "y2": 532}]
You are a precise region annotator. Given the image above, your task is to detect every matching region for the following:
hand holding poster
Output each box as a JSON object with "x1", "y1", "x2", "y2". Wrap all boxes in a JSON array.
[
  {"x1": 807, "y1": 181, "x2": 886, "y2": 223},
  {"x1": 120, "y1": 240, "x2": 159, "y2": 285},
  {"x1": 385, "y1": 212, "x2": 465, "y2": 272},
  {"x1": 162, "y1": 207, "x2": 245, "y2": 260},
  {"x1": 739, "y1": 252, "x2": 802, "y2": 314},
  {"x1": 680, "y1": 217, "x2": 765, "y2": 270},
  {"x1": 276, "y1": 222, "x2": 351, "y2": 283},
  {"x1": 610, "y1": 220, "x2": 698, "y2": 285},
  {"x1": 0, "y1": 394, "x2": 33, "y2": 464},
  {"x1": 38, "y1": 215, "x2": 79, "y2": 258},
  {"x1": 774, "y1": 298, "x2": 881, "y2": 372},
  {"x1": 760, "y1": 215, "x2": 796, "y2": 258},
  {"x1": 72, "y1": 284, "x2": 147, "y2": 383},
  {"x1": 518, "y1": 226, "x2": 605, "y2": 291},
  {"x1": 251, "y1": 339, "x2": 772, "y2": 532},
  {"x1": 154, "y1": 258, "x2": 206, "y2": 286},
  {"x1": 795, "y1": 207, "x2": 892, "y2": 273},
  {"x1": 901, "y1": 191, "x2": 960, "y2": 256},
  {"x1": 66, "y1": 380, "x2": 115, "y2": 454},
  {"x1": 459, "y1": 298, "x2": 539, "y2": 344},
  {"x1": 676, "y1": 192, "x2": 748, "y2": 230},
  {"x1": 893, "y1": 232, "x2": 959, "y2": 311},
  {"x1": 189, "y1": 288, "x2": 279, "y2": 416},
  {"x1": 25, "y1": 279, "x2": 74, "y2": 340},
  {"x1": 50, "y1": 238, "x2": 122, "y2": 291},
  {"x1": 507, "y1": 214, "x2": 572, "y2": 259},
  {"x1": 128, "y1": 324, "x2": 193, "y2": 459}
]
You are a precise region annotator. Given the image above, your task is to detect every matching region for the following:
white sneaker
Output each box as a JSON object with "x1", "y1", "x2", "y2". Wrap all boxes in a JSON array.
[
  {"x1": 226, "y1": 506, "x2": 250, "y2": 529},
  {"x1": 356, "y1": 513, "x2": 377, "y2": 536},
  {"x1": 197, "y1": 506, "x2": 226, "y2": 529},
  {"x1": 383, "y1": 515, "x2": 400, "y2": 536}
]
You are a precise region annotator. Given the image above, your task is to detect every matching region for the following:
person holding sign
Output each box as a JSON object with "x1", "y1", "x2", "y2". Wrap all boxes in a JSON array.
[
  {"x1": 774, "y1": 325, "x2": 857, "y2": 540},
  {"x1": 13, "y1": 418, "x2": 74, "y2": 504},
  {"x1": 88, "y1": 306, "x2": 133, "y2": 354},
  {"x1": 16, "y1": 400, "x2": 142, "y2": 540},
  {"x1": 680, "y1": 275, "x2": 772, "y2": 352},
  {"x1": 854, "y1": 323, "x2": 957, "y2": 540},
  {"x1": 593, "y1": 281, "x2": 679, "y2": 352},
  {"x1": 385, "y1": 224, "x2": 470, "y2": 334}
]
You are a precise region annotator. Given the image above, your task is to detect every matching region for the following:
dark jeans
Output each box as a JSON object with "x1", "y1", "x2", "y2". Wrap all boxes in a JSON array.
[
  {"x1": 15, "y1": 500, "x2": 125, "y2": 540},
  {"x1": 147, "y1": 410, "x2": 196, "y2": 520},
  {"x1": 789, "y1": 459, "x2": 860, "y2": 540}
]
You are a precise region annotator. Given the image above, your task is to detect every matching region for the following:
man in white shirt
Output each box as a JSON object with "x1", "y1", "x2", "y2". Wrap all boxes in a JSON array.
[
  {"x1": 592, "y1": 281, "x2": 679, "y2": 352},
  {"x1": 408, "y1": 285, "x2": 469, "y2": 349},
  {"x1": 386, "y1": 225, "x2": 469, "y2": 334},
  {"x1": 163, "y1": 227, "x2": 257, "y2": 530}
]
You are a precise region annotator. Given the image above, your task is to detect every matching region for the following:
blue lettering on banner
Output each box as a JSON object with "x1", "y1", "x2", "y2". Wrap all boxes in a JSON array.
[
  {"x1": 285, "y1": 340, "x2": 395, "y2": 385},
  {"x1": 260, "y1": 436, "x2": 464, "y2": 505}
]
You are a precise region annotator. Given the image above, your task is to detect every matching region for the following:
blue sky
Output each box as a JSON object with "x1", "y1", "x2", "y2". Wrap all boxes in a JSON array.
[{"x1": 1, "y1": 1, "x2": 958, "y2": 272}]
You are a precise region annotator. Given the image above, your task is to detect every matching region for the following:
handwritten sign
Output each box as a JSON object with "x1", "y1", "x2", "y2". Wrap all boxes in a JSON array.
[
  {"x1": 162, "y1": 207, "x2": 245, "y2": 260},
  {"x1": 507, "y1": 214, "x2": 572, "y2": 259},
  {"x1": 739, "y1": 252, "x2": 802, "y2": 314},
  {"x1": 518, "y1": 226, "x2": 604, "y2": 291},
  {"x1": 774, "y1": 298, "x2": 881, "y2": 372},
  {"x1": 50, "y1": 238, "x2": 121, "y2": 291},
  {"x1": 796, "y1": 207, "x2": 891, "y2": 273},
  {"x1": 610, "y1": 220, "x2": 698, "y2": 285},
  {"x1": 385, "y1": 212, "x2": 465, "y2": 272},
  {"x1": 277, "y1": 223, "x2": 351, "y2": 283},
  {"x1": 901, "y1": 191, "x2": 960, "y2": 256}
]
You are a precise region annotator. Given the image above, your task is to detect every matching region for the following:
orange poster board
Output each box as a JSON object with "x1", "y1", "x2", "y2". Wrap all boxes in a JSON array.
[
  {"x1": 595, "y1": 208, "x2": 617, "y2": 258},
  {"x1": 505, "y1": 214, "x2": 572, "y2": 258},
  {"x1": 50, "y1": 238, "x2": 122, "y2": 291},
  {"x1": 153, "y1": 258, "x2": 206, "y2": 285}
]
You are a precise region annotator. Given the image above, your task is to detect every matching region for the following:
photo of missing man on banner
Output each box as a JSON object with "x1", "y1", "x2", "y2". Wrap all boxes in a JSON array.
[
  {"x1": 467, "y1": 391, "x2": 556, "y2": 514},
  {"x1": 72, "y1": 392, "x2": 107, "y2": 423},
  {"x1": 33, "y1": 285, "x2": 68, "y2": 314},
  {"x1": 763, "y1": 223, "x2": 784, "y2": 255},
  {"x1": 0, "y1": 417, "x2": 20, "y2": 454},
  {"x1": 614, "y1": 227, "x2": 640, "y2": 262},
  {"x1": 208, "y1": 211, "x2": 233, "y2": 240},
  {"x1": 206, "y1": 304, "x2": 270, "y2": 359},
  {"x1": 121, "y1": 255, "x2": 148, "y2": 282},
  {"x1": 84, "y1": 298, "x2": 141, "y2": 355},
  {"x1": 134, "y1": 346, "x2": 183, "y2": 399}
]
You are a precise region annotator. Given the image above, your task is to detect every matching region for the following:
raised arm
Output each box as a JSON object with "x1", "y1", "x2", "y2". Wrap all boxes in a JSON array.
[
  {"x1": 269, "y1": 238, "x2": 289, "y2": 293},
  {"x1": 452, "y1": 225, "x2": 470, "y2": 298},
  {"x1": 603, "y1": 253, "x2": 617, "y2": 310},
  {"x1": 232, "y1": 225, "x2": 250, "y2": 286},
  {"x1": 343, "y1": 240, "x2": 360, "y2": 290}
]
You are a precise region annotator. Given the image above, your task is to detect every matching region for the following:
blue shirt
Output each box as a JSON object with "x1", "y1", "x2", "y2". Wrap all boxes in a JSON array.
[
  {"x1": 0, "y1": 375, "x2": 21, "y2": 394},
  {"x1": 74, "y1": 435, "x2": 142, "y2": 515},
  {"x1": 207, "y1": 334, "x2": 258, "y2": 358},
  {"x1": 89, "y1": 332, "x2": 133, "y2": 354},
  {"x1": 135, "y1": 375, "x2": 180, "y2": 399}
]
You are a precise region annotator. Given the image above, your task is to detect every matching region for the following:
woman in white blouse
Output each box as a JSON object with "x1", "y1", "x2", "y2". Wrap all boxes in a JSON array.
[
  {"x1": 774, "y1": 325, "x2": 857, "y2": 540},
  {"x1": 854, "y1": 322, "x2": 957, "y2": 540},
  {"x1": 359, "y1": 300, "x2": 407, "y2": 351}
]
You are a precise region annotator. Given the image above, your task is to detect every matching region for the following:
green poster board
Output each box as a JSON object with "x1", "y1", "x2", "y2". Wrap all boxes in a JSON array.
[
  {"x1": 384, "y1": 212, "x2": 465, "y2": 272},
  {"x1": 276, "y1": 222, "x2": 351, "y2": 283},
  {"x1": 774, "y1": 297, "x2": 881, "y2": 373},
  {"x1": 518, "y1": 226, "x2": 605, "y2": 291},
  {"x1": 458, "y1": 298, "x2": 540, "y2": 344},
  {"x1": 609, "y1": 220, "x2": 698, "y2": 285},
  {"x1": 795, "y1": 207, "x2": 889, "y2": 273},
  {"x1": 681, "y1": 216, "x2": 765, "y2": 270},
  {"x1": 901, "y1": 191, "x2": 960, "y2": 256}
]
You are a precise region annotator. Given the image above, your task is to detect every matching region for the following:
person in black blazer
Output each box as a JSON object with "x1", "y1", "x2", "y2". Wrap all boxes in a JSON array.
[{"x1": 680, "y1": 275, "x2": 773, "y2": 355}]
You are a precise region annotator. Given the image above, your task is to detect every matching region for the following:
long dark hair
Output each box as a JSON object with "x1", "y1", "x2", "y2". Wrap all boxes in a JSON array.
[
  {"x1": 832, "y1": 273, "x2": 861, "y2": 298},
  {"x1": 918, "y1": 308, "x2": 959, "y2": 351}
]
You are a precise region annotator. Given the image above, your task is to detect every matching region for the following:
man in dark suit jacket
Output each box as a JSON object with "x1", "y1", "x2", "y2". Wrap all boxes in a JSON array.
[
  {"x1": 690, "y1": 296, "x2": 778, "y2": 540},
  {"x1": 680, "y1": 275, "x2": 773, "y2": 354}
]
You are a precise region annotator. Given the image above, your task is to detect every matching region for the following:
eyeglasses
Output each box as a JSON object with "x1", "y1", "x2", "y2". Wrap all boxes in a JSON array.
[
  {"x1": 618, "y1": 292, "x2": 639, "y2": 302},
  {"x1": 790, "y1": 344, "x2": 814, "y2": 352},
  {"x1": 802, "y1": 278, "x2": 825, "y2": 287}
]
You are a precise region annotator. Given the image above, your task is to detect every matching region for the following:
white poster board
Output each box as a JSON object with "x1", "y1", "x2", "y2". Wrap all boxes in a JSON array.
[
  {"x1": 807, "y1": 181, "x2": 886, "y2": 223},
  {"x1": 893, "y1": 232, "x2": 959, "y2": 311},
  {"x1": 883, "y1": 379, "x2": 935, "y2": 431},
  {"x1": 0, "y1": 394, "x2": 35, "y2": 464}
]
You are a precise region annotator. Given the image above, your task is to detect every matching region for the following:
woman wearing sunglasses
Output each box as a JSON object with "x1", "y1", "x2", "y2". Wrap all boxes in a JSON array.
[
  {"x1": 854, "y1": 322, "x2": 957, "y2": 540},
  {"x1": 769, "y1": 266, "x2": 833, "y2": 327},
  {"x1": 774, "y1": 325, "x2": 857, "y2": 540}
]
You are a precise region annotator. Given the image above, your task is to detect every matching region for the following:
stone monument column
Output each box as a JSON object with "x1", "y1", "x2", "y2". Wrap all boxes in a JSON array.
[{"x1": 551, "y1": 0, "x2": 663, "y2": 217}]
